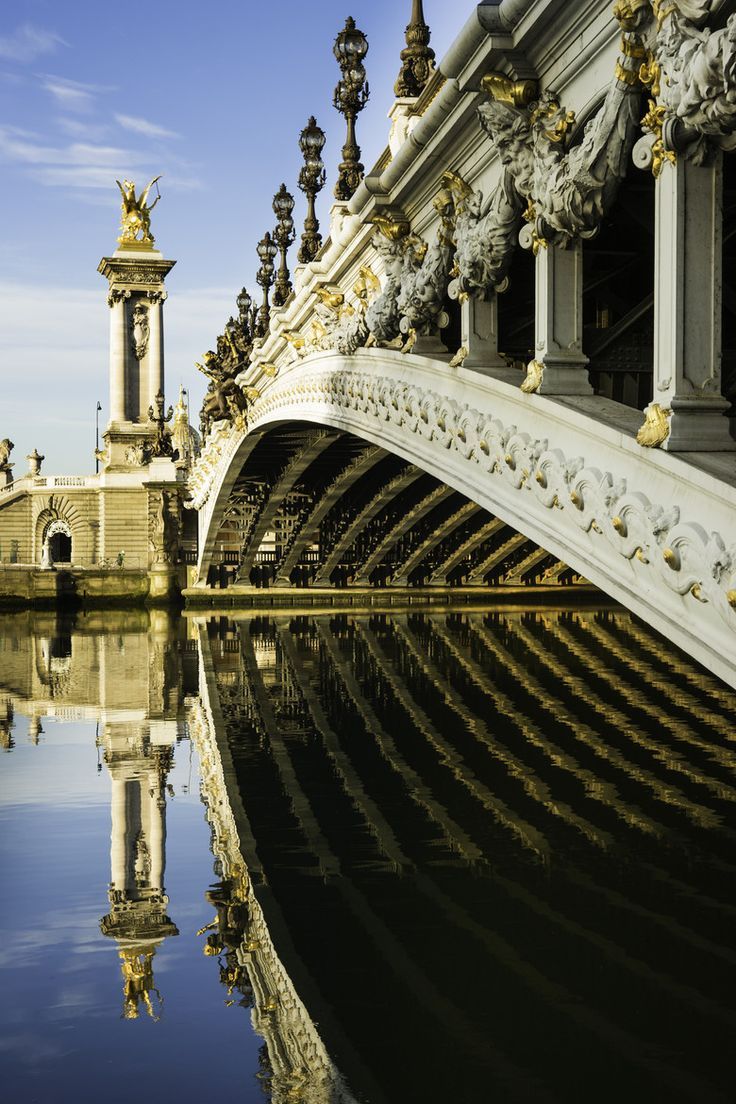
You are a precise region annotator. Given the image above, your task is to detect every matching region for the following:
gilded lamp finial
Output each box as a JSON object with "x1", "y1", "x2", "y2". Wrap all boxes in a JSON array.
[
  {"x1": 115, "y1": 176, "x2": 162, "y2": 247},
  {"x1": 394, "y1": 0, "x2": 435, "y2": 98}
]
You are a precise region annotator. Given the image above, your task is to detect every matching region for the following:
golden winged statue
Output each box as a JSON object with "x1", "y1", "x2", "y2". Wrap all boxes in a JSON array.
[{"x1": 116, "y1": 176, "x2": 162, "y2": 244}]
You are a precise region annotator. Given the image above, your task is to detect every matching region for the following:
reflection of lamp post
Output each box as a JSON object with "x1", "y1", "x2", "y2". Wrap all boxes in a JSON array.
[
  {"x1": 272, "y1": 185, "x2": 296, "y2": 307},
  {"x1": 297, "y1": 117, "x2": 327, "y2": 264},
  {"x1": 333, "y1": 17, "x2": 370, "y2": 201},
  {"x1": 255, "y1": 231, "x2": 278, "y2": 338},
  {"x1": 95, "y1": 401, "x2": 102, "y2": 474}
]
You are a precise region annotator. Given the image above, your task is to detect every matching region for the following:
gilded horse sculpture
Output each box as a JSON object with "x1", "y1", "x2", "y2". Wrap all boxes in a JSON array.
[{"x1": 116, "y1": 176, "x2": 162, "y2": 243}]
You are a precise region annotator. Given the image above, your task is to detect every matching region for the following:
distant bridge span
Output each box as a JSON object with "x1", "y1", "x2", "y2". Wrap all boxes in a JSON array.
[{"x1": 188, "y1": 348, "x2": 736, "y2": 690}]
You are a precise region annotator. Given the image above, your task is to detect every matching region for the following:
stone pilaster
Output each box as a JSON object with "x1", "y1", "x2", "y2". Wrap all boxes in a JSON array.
[
  {"x1": 528, "y1": 239, "x2": 592, "y2": 395},
  {"x1": 647, "y1": 154, "x2": 734, "y2": 451}
]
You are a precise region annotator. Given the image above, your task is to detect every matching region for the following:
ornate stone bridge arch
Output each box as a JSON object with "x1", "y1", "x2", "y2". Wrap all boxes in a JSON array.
[{"x1": 190, "y1": 349, "x2": 736, "y2": 689}]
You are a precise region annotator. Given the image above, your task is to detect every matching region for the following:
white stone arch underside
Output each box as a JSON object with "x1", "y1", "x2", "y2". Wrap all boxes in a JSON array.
[{"x1": 193, "y1": 349, "x2": 736, "y2": 688}]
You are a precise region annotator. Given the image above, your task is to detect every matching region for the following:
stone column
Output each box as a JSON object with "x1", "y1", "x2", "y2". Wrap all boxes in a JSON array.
[
  {"x1": 109, "y1": 294, "x2": 128, "y2": 423},
  {"x1": 647, "y1": 153, "x2": 734, "y2": 451},
  {"x1": 528, "y1": 239, "x2": 592, "y2": 395},
  {"x1": 460, "y1": 294, "x2": 515, "y2": 377},
  {"x1": 147, "y1": 292, "x2": 165, "y2": 413}
]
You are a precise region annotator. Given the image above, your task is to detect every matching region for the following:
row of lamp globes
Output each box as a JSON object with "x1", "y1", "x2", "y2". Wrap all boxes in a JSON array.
[{"x1": 252, "y1": 17, "x2": 369, "y2": 339}]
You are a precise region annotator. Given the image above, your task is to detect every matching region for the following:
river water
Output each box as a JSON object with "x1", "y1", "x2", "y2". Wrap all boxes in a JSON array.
[{"x1": 1, "y1": 603, "x2": 735, "y2": 1103}]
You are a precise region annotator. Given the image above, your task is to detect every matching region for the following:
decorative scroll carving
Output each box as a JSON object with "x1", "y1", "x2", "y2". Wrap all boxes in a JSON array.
[{"x1": 107, "y1": 288, "x2": 131, "y2": 307}]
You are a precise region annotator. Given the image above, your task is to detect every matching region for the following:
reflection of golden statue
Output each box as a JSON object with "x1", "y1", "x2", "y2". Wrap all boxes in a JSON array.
[{"x1": 116, "y1": 176, "x2": 162, "y2": 244}]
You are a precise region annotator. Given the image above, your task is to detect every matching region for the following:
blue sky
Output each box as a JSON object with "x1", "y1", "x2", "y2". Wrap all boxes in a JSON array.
[{"x1": 0, "y1": 1, "x2": 464, "y2": 473}]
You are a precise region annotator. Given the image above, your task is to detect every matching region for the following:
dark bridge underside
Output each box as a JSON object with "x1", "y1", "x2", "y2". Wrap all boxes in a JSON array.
[{"x1": 207, "y1": 423, "x2": 587, "y2": 591}]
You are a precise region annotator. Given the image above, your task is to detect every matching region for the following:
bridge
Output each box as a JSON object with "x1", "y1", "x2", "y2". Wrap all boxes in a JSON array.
[{"x1": 187, "y1": 0, "x2": 736, "y2": 690}]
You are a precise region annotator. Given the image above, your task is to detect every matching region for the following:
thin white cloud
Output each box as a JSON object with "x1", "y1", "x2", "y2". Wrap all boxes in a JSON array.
[
  {"x1": 40, "y1": 75, "x2": 113, "y2": 114},
  {"x1": 0, "y1": 24, "x2": 66, "y2": 63},
  {"x1": 115, "y1": 113, "x2": 179, "y2": 140},
  {"x1": 43, "y1": 77, "x2": 93, "y2": 112},
  {"x1": 57, "y1": 116, "x2": 111, "y2": 142}
]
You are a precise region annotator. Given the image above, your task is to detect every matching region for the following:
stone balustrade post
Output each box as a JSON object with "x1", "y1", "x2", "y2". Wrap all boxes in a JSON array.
[{"x1": 648, "y1": 153, "x2": 734, "y2": 451}]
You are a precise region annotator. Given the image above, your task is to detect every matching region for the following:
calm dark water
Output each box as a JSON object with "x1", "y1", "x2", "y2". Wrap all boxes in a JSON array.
[{"x1": 1, "y1": 605, "x2": 735, "y2": 1103}]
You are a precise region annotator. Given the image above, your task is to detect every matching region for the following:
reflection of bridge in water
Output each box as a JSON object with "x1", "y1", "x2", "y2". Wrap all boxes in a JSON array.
[
  {"x1": 194, "y1": 605, "x2": 736, "y2": 1104},
  {"x1": 3, "y1": 606, "x2": 736, "y2": 1101}
]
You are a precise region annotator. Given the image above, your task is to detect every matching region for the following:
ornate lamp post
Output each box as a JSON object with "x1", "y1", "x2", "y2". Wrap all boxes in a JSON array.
[
  {"x1": 297, "y1": 117, "x2": 326, "y2": 263},
  {"x1": 255, "y1": 231, "x2": 278, "y2": 338},
  {"x1": 272, "y1": 184, "x2": 296, "y2": 307},
  {"x1": 394, "y1": 0, "x2": 435, "y2": 98},
  {"x1": 333, "y1": 17, "x2": 369, "y2": 201},
  {"x1": 236, "y1": 287, "x2": 258, "y2": 338}
]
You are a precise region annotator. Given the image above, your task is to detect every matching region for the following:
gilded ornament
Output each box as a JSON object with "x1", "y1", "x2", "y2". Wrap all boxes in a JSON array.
[
  {"x1": 663, "y1": 547, "x2": 680, "y2": 569},
  {"x1": 535, "y1": 470, "x2": 547, "y2": 487},
  {"x1": 612, "y1": 0, "x2": 650, "y2": 32},
  {"x1": 727, "y1": 590, "x2": 736, "y2": 609},
  {"x1": 636, "y1": 403, "x2": 671, "y2": 447},
  {"x1": 521, "y1": 360, "x2": 544, "y2": 394},
  {"x1": 370, "y1": 212, "x2": 411, "y2": 241},
  {"x1": 260, "y1": 363, "x2": 279, "y2": 378},
  {"x1": 611, "y1": 516, "x2": 627, "y2": 535},
  {"x1": 570, "y1": 490, "x2": 583, "y2": 508},
  {"x1": 115, "y1": 176, "x2": 162, "y2": 245},
  {"x1": 480, "y1": 72, "x2": 537, "y2": 108},
  {"x1": 448, "y1": 345, "x2": 468, "y2": 368}
]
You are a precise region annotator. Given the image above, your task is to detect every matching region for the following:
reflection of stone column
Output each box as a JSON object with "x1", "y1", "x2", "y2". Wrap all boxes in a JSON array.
[
  {"x1": 100, "y1": 724, "x2": 178, "y2": 1020},
  {"x1": 110, "y1": 777, "x2": 129, "y2": 890},
  {"x1": 109, "y1": 293, "x2": 128, "y2": 422},
  {"x1": 148, "y1": 778, "x2": 165, "y2": 891}
]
